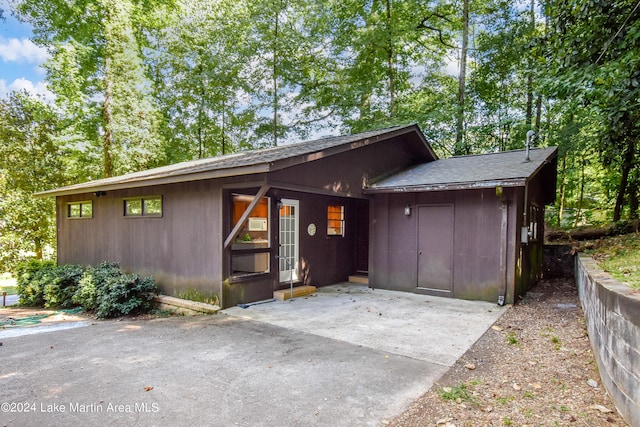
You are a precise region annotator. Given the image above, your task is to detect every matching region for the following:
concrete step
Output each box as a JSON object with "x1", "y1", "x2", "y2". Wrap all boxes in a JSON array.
[
  {"x1": 153, "y1": 295, "x2": 221, "y2": 315},
  {"x1": 273, "y1": 285, "x2": 317, "y2": 301},
  {"x1": 348, "y1": 275, "x2": 369, "y2": 285}
]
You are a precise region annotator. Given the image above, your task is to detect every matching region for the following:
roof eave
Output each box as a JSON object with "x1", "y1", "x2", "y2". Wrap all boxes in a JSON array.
[
  {"x1": 524, "y1": 146, "x2": 559, "y2": 185},
  {"x1": 35, "y1": 164, "x2": 270, "y2": 198},
  {"x1": 363, "y1": 178, "x2": 527, "y2": 194}
]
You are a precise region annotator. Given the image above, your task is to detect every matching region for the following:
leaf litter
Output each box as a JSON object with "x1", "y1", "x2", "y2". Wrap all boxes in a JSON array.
[{"x1": 389, "y1": 278, "x2": 627, "y2": 427}]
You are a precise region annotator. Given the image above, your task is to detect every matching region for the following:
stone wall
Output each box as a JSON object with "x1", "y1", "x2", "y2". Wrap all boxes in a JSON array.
[{"x1": 575, "y1": 256, "x2": 640, "y2": 426}]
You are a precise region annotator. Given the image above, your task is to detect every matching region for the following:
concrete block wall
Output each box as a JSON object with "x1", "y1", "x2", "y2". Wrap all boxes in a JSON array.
[{"x1": 576, "y1": 256, "x2": 640, "y2": 427}]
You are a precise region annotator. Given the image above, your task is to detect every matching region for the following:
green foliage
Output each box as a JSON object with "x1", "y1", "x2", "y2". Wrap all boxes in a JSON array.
[
  {"x1": 0, "y1": 92, "x2": 63, "y2": 272},
  {"x1": 545, "y1": 0, "x2": 640, "y2": 221},
  {"x1": 94, "y1": 273, "x2": 157, "y2": 319},
  {"x1": 42, "y1": 264, "x2": 83, "y2": 308},
  {"x1": 438, "y1": 383, "x2": 475, "y2": 403},
  {"x1": 73, "y1": 261, "x2": 122, "y2": 311},
  {"x1": 16, "y1": 259, "x2": 57, "y2": 306},
  {"x1": 587, "y1": 232, "x2": 640, "y2": 289},
  {"x1": 16, "y1": 260, "x2": 159, "y2": 317}
]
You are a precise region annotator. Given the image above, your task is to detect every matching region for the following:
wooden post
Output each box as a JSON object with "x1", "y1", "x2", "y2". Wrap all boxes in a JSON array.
[{"x1": 223, "y1": 185, "x2": 271, "y2": 249}]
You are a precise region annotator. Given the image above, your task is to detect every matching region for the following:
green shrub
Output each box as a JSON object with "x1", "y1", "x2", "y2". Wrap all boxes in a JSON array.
[
  {"x1": 73, "y1": 261, "x2": 122, "y2": 311},
  {"x1": 16, "y1": 259, "x2": 56, "y2": 306},
  {"x1": 95, "y1": 274, "x2": 158, "y2": 319},
  {"x1": 43, "y1": 264, "x2": 84, "y2": 308},
  {"x1": 16, "y1": 259, "x2": 159, "y2": 318}
]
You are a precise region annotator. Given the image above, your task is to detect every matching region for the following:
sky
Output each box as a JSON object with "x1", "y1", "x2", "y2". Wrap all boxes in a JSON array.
[{"x1": 0, "y1": 4, "x2": 52, "y2": 100}]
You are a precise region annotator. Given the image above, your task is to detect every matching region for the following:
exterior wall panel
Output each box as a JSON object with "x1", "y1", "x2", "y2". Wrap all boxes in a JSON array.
[
  {"x1": 57, "y1": 180, "x2": 222, "y2": 298},
  {"x1": 268, "y1": 137, "x2": 421, "y2": 196},
  {"x1": 370, "y1": 187, "x2": 523, "y2": 303}
]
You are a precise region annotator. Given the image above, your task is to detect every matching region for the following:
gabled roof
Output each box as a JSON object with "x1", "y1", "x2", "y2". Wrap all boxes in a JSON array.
[
  {"x1": 37, "y1": 124, "x2": 436, "y2": 197},
  {"x1": 365, "y1": 147, "x2": 558, "y2": 193}
]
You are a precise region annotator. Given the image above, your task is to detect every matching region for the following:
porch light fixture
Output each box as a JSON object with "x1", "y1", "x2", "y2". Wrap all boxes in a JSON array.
[{"x1": 404, "y1": 205, "x2": 411, "y2": 216}]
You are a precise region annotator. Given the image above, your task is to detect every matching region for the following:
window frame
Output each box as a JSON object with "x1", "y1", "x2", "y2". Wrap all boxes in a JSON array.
[
  {"x1": 229, "y1": 193, "x2": 271, "y2": 280},
  {"x1": 529, "y1": 204, "x2": 540, "y2": 241},
  {"x1": 327, "y1": 204, "x2": 345, "y2": 237},
  {"x1": 67, "y1": 201, "x2": 93, "y2": 219},
  {"x1": 123, "y1": 196, "x2": 163, "y2": 218}
]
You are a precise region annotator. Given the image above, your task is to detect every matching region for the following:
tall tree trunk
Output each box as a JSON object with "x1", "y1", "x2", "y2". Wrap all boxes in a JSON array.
[
  {"x1": 526, "y1": 74, "x2": 533, "y2": 127},
  {"x1": 557, "y1": 155, "x2": 567, "y2": 226},
  {"x1": 197, "y1": 62, "x2": 205, "y2": 159},
  {"x1": 613, "y1": 140, "x2": 635, "y2": 221},
  {"x1": 629, "y1": 173, "x2": 639, "y2": 219},
  {"x1": 272, "y1": 1, "x2": 279, "y2": 147},
  {"x1": 34, "y1": 237, "x2": 42, "y2": 260},
  {"x1": 103, "y1": 54, "x2": 114, "y2": 178},
  {"x1": 525, "y1": 0, "x2": 536, "y2": 128},
  {"x1": 573, "y1": 157, "x2": 586, "y2": 227},
  {"x1": 221, "y1": 99, "x2": 226, "y2": 155},
  {"x1": 454, "y1": 0, "x2": 469, "y2": 155},
  {"x1": 385, "y1": 0, "x2": 395, "y2": 117},
  {"x1": 534, "y1": 95, "x2": 543, "y2": 134}
]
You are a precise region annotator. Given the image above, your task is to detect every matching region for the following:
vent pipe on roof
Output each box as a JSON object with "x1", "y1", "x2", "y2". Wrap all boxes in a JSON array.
[{"x1": 525, "y1": 130, "x2": 535, "y2": 161}]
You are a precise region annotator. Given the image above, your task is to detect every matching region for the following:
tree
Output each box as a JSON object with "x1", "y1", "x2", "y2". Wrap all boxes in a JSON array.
[
  {"x1": 150, "y1": 0, "x2": 257, "y2": 161},
  {"x1": 0, "y1": 92, "x2": 64, "y2": 270},
  {"x1": 545, "y1": 0, "x2": 640, "y2": 221},
  {"x1": 14, "y1": 0, "x2": 168, "y2": 177},
  {"x1": 454, "y1": 0, "x2": 469, "y2": 155}
]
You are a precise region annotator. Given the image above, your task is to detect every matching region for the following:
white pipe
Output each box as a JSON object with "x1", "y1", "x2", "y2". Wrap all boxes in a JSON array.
[{"x1": 525, "y1": 130, "x2": 535, "y2": 161}]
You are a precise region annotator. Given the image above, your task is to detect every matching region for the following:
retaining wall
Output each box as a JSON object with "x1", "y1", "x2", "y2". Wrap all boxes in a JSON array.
[{"x1": 575, "y1": 256, "x2": 640, "y2": 427}]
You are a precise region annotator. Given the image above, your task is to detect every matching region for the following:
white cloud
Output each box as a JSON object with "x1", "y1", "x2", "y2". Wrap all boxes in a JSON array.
[
  {"x1": 0, "y1": 78, "x2": 55, "y2": 102},
  {"x1": 0, "y1": 37, "x2": 49, "y2": 64}
]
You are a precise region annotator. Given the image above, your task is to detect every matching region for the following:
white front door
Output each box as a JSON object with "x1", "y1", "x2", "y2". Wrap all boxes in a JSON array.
[{"x1": 279, "y1": 199, "x2": 299, "y2": 283}]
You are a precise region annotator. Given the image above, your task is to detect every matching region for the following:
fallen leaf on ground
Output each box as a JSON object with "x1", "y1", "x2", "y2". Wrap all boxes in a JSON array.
[
  {"x1": 589, "y1": 404, "x2": 612, "y2": 413},
  {"x1": 144, "y1": 386, "x2": 153, "y2": 392}
]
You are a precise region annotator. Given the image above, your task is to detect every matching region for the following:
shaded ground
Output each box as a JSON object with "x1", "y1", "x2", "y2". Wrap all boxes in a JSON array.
[{"x1": 390, "y1": 278, "x2": 628, "y2": 427}]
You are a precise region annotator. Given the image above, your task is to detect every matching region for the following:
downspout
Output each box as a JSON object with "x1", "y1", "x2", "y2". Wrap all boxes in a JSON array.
[
  {"x1": 522, "y1": 130, "x2": 534, "y2": 245},
  {"x1": 517, "y1": 131, "x2": 535, "y2": 302},
  {"x1": 498, "y1": 199, "x2": 509, "y2": 306}
]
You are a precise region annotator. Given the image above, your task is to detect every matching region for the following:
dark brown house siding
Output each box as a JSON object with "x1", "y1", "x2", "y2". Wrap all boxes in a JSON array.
[
  {"x1": 57, "y1": 180, "x2": 224, "y2": 298},
  {"x1": 267, "y1": 134, "x2": 429, "y2": 196},
  {"x1": 370, "y1": 187, "x2": 522, "y2": 303}
]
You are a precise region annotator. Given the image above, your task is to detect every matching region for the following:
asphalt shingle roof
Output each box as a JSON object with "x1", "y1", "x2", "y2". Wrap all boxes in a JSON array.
[
  {"x1": 366, "y1": 147, "x2": 558, "y2": 193},
  {"x1": 37, "y1": 124, "x2": 426, "y2": 197}
]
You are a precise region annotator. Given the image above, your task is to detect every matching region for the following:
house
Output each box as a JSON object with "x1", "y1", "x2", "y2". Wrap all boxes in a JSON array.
[{"x1": 37, "y1": 124, "x2": 557, "y2": 308}]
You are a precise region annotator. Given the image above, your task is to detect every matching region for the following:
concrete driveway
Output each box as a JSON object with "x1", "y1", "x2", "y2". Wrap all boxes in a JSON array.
[{"x1": 1, "y1": 284, "x2": 505, "y2": 427}]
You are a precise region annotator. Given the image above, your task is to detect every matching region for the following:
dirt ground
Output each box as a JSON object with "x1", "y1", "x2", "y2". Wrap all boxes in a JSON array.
[{"x1": 389, "y1": 278, "x2": 628, "y2": 427}]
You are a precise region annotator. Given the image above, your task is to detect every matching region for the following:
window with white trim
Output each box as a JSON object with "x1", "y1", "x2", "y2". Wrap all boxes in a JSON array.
[{"x1": 327, "y1": 205, "x2": 345, "y2": 236}]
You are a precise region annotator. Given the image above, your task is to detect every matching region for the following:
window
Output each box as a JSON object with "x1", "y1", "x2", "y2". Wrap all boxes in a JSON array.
[
  {"x1": 529, "y1": 205, "x2": 540, "y2": 241},
  {"x1": 124, "y1": 196, "x2": 162, "y2": 217},
  {"x1": 327, "y1": 205, "x2": 345, "y2": 236},
  {"x1": 67, "y1": 201, "x2": 93, "y2": 219},
  {"x1": 230, "y1": 193, "x2": 271, "y2": 277}
]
